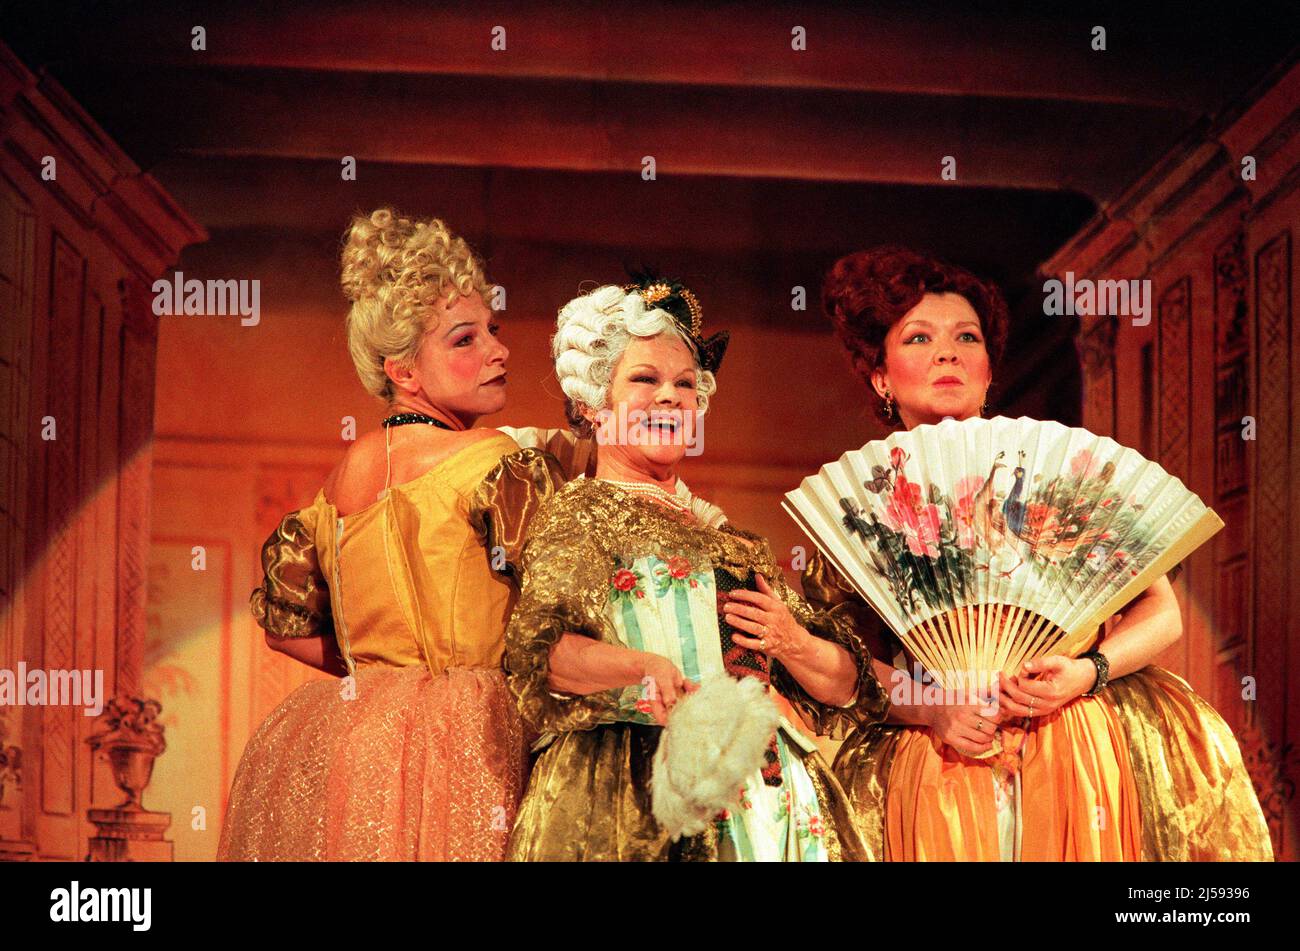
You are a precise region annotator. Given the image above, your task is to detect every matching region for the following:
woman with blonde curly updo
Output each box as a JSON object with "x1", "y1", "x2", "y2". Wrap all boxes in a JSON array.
[
  {"x1": 499, "y1": 275, "x2": 887, "y2": 861},
  {"x1": 218, "y1": 209, "x2": 593, "y2": 861}
]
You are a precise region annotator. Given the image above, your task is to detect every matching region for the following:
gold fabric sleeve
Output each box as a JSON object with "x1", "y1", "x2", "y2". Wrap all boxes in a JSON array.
[
  {"x1": 504, "y1": 491, "x2": 626, "y2": 735},
  {"x1": 829, "y1": 723, "x2": 905, "y2": 861},
  {"x1": 249, "y1": 503, "x2": 332, "y2": 639},
  {"x1": 467, "y1": 447, "x2": 568, "y2": 581},
  {"x1": 495, "y1": 425, "x2": 597, "y2": 480},
  {"x1": 1105, "y1": 666, "x2": 1274, "y2": 861},
  {"x1": 721, "y1": 526, "x2": 890, "y2": 740},
  {"x1": 798, "y1": 546, "x2": 895, "y2": 732}
]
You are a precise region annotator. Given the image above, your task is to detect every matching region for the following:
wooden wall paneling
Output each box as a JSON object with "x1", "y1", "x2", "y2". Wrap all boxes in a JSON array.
[
  {"x1": 1156, "y1": 276, "x2": 1194, "y2": 677},
  {"x1": 88, "y1": 277, "x2": 122, "y2": 830},
  {"x1": 1157, "y1": 277, "x2": 1193, "y2": 483},
  {"x1": 1077, "y1": 319, "x2": 1117, "y2": 437},
  {"x1": 1211, "y1": 231, "x2": 1252, "y2": 728},
  {"x1": 1, "y1": 40, "x2": 205, "y2": 860},
  {"x1": 0, "y1": 177, "x2": 35, "y2": 851},
  {"x1": 71, "y1": 277, "x2": 102, "y2": 865},
  {"x1": 1250, "y1": 228, "x2": 1292, "y2": 855},
  {"x1": 14, "y1": 203, "x2": 52, "y2": 862},
  {"x1": 116, "y1": 276, "x2": 160, "y2": 698},
  {"x1": 37, "y1": 233, "x2": 84, "y2": 855}
]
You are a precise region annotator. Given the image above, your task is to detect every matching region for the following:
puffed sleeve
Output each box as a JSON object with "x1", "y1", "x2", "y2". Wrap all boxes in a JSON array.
[
  {"x1": 249, "y1": 502, "x2": 333, "y2": 639},
  {"x1": 726, "y1": 528, "x2": 890, "y2": 738},
  {"x1": 495, "y1": 425, "x2": 596, "y2": 480},
  {"x1": 801, "y1": 546, "x2": 884, "y2": 648},
  {"x1": 504, "y1": 487, "x2": 629, "y2": 735},
  {"x1": 468, "y1": 447, "x2": 568, "y2": 580}
]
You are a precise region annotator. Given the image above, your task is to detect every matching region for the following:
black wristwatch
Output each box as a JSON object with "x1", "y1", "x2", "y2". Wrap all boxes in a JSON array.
[{"x1": 1081, "y1": 650, "x2": 1111, "y2": 697}]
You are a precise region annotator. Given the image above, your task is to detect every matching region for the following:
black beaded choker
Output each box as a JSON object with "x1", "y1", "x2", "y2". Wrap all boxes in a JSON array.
[{"x1": 382, "y1": 412, "x2": 454, "y2": 430}]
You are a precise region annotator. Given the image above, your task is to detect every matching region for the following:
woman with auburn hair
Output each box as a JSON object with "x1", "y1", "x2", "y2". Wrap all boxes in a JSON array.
[
  {"x1": 800, "y1": 245, "x2": 1272, "y2": 861},
  {"x1": 218, "y1": 208, "x2": 590, "y2": 861}
]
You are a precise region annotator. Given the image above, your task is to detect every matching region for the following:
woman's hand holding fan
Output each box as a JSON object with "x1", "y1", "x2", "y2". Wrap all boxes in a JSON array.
[
  {"x1": 925, "y1": 693, "x2": 1006, "y2": 758},
  {"x1": 998, "y1": 656, "x2": 1096, "y2": 718},
  {"x1": 784, "y1": 416, "x2": 1223, "y2": 760}
]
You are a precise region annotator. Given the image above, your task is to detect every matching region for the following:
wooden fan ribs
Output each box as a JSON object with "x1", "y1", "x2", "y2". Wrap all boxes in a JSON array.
[
  {"x1": 902, "y1": 605, "x2": 1067, "y2": 689},
  {"x1": 784, "y1": 417, "x2": 1224, "y2": 695}
]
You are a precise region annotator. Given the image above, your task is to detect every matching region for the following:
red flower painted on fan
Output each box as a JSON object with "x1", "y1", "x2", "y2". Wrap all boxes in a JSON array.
[
  {"x1": 892, "y1": 473, "x2": 922, "y2": 508},
  {"x1": 890, "y1": 446, "x2": 909, "y2": 470},
  {"x1": 1069, "y1": 449, "x2": 1102, "y2": 479},
  {"x1": 951, "y1": 475, "x2": 985, "y2": 550},
  {"x1": 880, "y1": 476, "x2": 942, "y2": 558},
  {"x1": 612, "y1": 569, "x2": 637, "y2": 591}
]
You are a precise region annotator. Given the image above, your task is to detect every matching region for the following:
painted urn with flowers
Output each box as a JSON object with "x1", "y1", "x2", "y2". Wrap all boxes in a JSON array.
[{"x1": 86, "y1": 696, "x2": 166, "y2": 811}]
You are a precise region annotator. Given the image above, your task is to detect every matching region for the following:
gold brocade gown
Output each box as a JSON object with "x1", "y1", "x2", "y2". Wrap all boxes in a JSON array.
[
  {"x1": 500, "y1": 472, "x2": 890, "y2": 861},
  {"x1": 217, "y1": 429, "x2": 590, "y2": 862},
  {"x1": 801, "y1": 548, "x2": 1274, "y2": 862}
]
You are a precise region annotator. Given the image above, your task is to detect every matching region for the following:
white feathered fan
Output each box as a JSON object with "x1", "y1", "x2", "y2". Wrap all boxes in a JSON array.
[
  {"x1": 651, "y1": 675, "x2": 780, "y2": 840},
  {"x1": 783, "y1": 417, "x2": 1222, "y2": 703}
]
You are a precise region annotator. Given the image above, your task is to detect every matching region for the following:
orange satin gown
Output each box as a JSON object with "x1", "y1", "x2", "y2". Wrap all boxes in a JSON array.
[{"x1": 884, "y1": 696, "x2": 1142, "y2": 861}]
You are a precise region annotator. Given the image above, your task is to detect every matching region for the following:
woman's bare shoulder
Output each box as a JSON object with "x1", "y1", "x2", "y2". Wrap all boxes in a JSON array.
[
  {"x1": 323, "y1": 427, "x2": 511, "y2": 514},
  {"x1": 322, "y1": 429, "x2": 388, "y2": 514}
]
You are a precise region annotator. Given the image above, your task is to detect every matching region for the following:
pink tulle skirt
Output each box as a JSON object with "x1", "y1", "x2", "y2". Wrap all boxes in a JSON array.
[{"x1": 217, "y1": 665, "x2": 529, "y2": 861}]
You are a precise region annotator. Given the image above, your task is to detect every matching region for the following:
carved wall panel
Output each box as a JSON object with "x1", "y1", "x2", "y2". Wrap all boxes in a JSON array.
[{"x1": 1251, "y1": 230, "x2": 1292, "y2": 852}]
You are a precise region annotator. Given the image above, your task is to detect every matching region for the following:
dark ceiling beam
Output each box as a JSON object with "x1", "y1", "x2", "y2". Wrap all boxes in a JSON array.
[
  {"x1": 47, "y1": 0, "x2": 1283, "y2": 112},
  {"x1": 152, "y1": 155, "x2": 1093, "y2": 268},
  {"x1": 75, "y1": 66, "x2": 1189, "y2": 198}
]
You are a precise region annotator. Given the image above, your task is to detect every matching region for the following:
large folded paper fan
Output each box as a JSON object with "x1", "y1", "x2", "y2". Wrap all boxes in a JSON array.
[{"x1": 783, "y1": 417, "x2": 1222, "y2": 692}]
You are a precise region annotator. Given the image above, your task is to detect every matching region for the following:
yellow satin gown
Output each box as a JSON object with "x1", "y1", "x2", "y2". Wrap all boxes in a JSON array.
[
  {"x1": 802, "y1": 548, "x2": 1274, "y2": 862},
  {"x1": 218, "y1": 428, "x2": 589, "y2": 861}
]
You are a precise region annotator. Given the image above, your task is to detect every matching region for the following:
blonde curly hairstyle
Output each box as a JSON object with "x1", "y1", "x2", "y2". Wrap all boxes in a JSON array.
[
  {"x1": 552, "y1": 284, "x2": 718, "y2": 436},
  {"x1": 340, "y1": 208, "x2": 491, "y2": 401}
]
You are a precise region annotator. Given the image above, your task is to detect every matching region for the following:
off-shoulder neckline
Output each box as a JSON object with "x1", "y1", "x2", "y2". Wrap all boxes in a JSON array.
[
  {"x1": 571, "y1": 476, "x2": 753, "y2": 547},
  {"x1": 316, "y1": 430, "x2": 517, "y2": 521}
]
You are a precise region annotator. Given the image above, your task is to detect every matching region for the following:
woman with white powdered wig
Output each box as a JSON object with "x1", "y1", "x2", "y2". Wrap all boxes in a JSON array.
[{"x1": 495, "y1": 273, "x2": 886, "y2": 860}]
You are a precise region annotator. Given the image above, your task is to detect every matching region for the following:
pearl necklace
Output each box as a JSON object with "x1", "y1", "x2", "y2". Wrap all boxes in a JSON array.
[{"x1": 599, "y1": 478, "x2": 694, "y2": 514}]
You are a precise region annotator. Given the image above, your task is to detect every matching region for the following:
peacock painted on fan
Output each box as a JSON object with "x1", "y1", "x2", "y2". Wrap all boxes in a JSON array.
[{"x1": 783, "y1": 416, "x2": 1222, "y2": 709}]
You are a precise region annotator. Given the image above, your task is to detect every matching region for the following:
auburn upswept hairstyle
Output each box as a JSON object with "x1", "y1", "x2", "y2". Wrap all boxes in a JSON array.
[{"x1": 821, "y1": 246, "x2": 1008, "y2": 423}]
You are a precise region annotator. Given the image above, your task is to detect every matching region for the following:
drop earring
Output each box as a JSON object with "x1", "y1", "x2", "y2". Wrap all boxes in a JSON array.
[{"x1": 883, "y1": 389, "x2": 895, "y2": 422}]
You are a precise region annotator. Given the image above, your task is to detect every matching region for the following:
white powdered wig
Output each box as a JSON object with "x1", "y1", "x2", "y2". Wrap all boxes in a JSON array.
[
  {"x1": 552, "y1": 284, "x2": 718, "y2": 421},
  {"x1": 650, "y1": 674, "x2": 780, "y2": 840}
]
